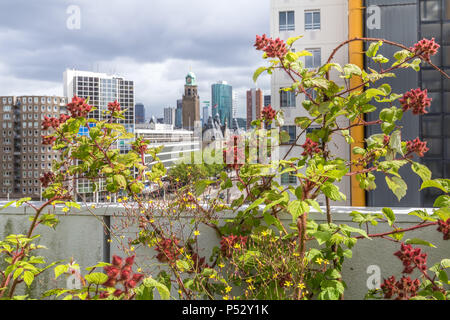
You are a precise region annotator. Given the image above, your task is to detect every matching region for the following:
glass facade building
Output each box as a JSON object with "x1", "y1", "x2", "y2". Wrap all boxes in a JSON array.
[{"x1": 211, "y1": 81, "x2": 233, "y2": 127}]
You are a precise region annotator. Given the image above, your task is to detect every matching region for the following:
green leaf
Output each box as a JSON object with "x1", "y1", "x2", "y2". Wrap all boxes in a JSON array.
[
  {"x1": 367, "y1": 41, "x2": 383, "y2": 58},
  {"x1": 85, "y1": 272, "x2": 108, "y2": 285},
  {"x1": 287, "y1": 36, "x2": 304, "y2": 46},
  {"x1": 405, "y1": 238, "x2": 436, "y2": 248},
  {"x1": 253, "y1": 67, "x2": 267, "y2": 83},
  {"x1": 386, "y1": 176, "x2": 407, "y2": 201},
  {"x1": 142, "y1": 278, "x2": 170, "y2": 300},
  {"x1": 54, "y1": 265, "x2": 69, "y2": 279},
  {"x1": 321, "y1": 183, "x2": 346, "y2": 202},
  {"x1": 411, "y1": 163, "x2": 432, "y2": 182},
  {"x1": 421, "y1": 180, "x2": 448, "y2": 193},
  {"x1": 434, "y1": 195, "x2": 450, "y2": 208},
  {"x1": 23, "y1": 271, "x2": 34, "y2": 287},
  {"x1": 382, "y1": 208, "x2": 396, "y2": 227},
  {"x1": 288, "y1": 200, "x2": 309, "y2": 222},
  {"x1": 313, "y1": 231, "x2": 332, "y2": 246}
]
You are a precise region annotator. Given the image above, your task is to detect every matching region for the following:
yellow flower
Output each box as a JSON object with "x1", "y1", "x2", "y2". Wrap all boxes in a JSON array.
[
  {"x1": 130, "y1": 246, "x2": 135, "y2": 252},
  {"x1": 179, "y1": 248, "x2": 184, "y2": 254},
  {"x1": 218, "y1": 263, "x2": 225, "y2": 268},
  {"x1": 176, "y1": 178, "x2": 180, "y2": 182},
  {"x1": 148, "y1": 200, "x2": 153, "y2": 204},
  {"x1": 293, "y1": 252, "x2": 300, "y2": 257},
  {"x1": 62, "y1": 207, "x2": 69, "y2": 213},
  {"x1": 248, "y1": 285, "x2": 255, "y2": 291},
  {"x1": 234, "y1": 243, "x2": 241, "y2": 249},
  {"x1": 91, "y1": 205, "x2": 96, "y2": 209},
  {"x1": 209, "y1": 274, "x2": 216, "y2": 279},
  {"x1": 246, "y1": 278, "x2": 253, "y2": 284},
  {"x1": 117, "y1": 198, "x2": 122, "y2": 203},
  {"x1": 106, "y1": 196, "x2": 111, "y2": 200},
  {"x1": 194, "y1": 230, "x2": 200, "y2": 237},
  {"x1": 284, "y1": 281, "x2": 292, "y2": 287},
  {"x1": 297, "y1": 282, "x2": 306, "y2": 290},
  {"x1": 149, "y1": 219, "x2": 155, "y2": 223},
  {"x1": 261, "y1": 231, "x2": 269, "y2": 237},
  {"x1": 137, "y1": 268, "x2": 142, "y2": 273},
  {"x1": 225, "y1": 286, "x2": 232, "y2": 293},
  {"x1": 123, "y1": 197, "x2": 128, "y2": 201},
  {"x1": 323, "y1": 259, "x2": 330, "y2": 266},
  {"x1": 223, "y1": 295, "x2": 230, "y2": 300},
  {"x1": 315, "y1": 258, "x2": 324, "y2": 265}
]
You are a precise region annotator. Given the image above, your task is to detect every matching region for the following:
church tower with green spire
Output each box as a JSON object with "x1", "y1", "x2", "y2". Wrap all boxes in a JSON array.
[{"x1": 182, "y1": 71, "x2": 200, "y2": 130}]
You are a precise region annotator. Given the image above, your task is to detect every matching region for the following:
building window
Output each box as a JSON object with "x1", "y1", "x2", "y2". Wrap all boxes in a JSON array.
[
  {"x1": 279, "y1": 11, "x2": 295, "y2": 31},
  {"x1": 281, "y1": 172, "x2": 297, "y2": 185},
  {"x1": 305, "y1": 10, "x2": 321, "y2": 30},
  {"x1": 280, "y1": 89, "x2": 296, "y2": 108},
  {"x1": 305, "y1": 48, "x2": 322, "y2": 68},
  {"x1": 281, "y1": 126, "x2": 296, "y2": 144}
]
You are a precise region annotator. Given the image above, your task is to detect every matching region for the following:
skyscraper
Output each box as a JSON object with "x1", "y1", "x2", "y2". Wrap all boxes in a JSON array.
[
  {"x1": 363, "y1": 0, "x2": 450, "y2": 207},
  {"x1": 135, "y1": 103, "x2": 145, "y2": 124},
  {"x1": 212, "y1": 81, "x2": 233, "y2": 127},
  {"x1": 63, "y1": 69, "x2": 135, "y2": 201},
  {"x1": 246, "y1": 88, "x2": 263, "y2": 130},
  {"x1": 264, "y1": 95, "x2": 271, "y2": 107},
  {"x1": 63, "y1": 70, "x2": 135, "y2": 140},
  {"x1": 182, "y1": 71, "x2": 200, "y2": 131},
  {"x1": 202, "y1": 101, "x2": 210, "y2": 127},
  {"x1": 0, "y1": 95, "x2": 67, "y2": 200},
  {"x1": 164, "y1": 107, "x2": 176, "y2": 126},
  {"x1": 175, "y1": 99, "x2": 183, "y2": 129}
]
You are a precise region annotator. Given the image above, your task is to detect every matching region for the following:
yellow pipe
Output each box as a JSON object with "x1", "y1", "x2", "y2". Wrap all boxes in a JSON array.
[{"x1": 349, "y1": 0, "x2": 366, "y2": 207}]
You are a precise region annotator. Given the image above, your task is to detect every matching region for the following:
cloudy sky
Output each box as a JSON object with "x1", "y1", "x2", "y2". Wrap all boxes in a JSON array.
[{"x1": 0, "y1": 0, "x2": 271, "y2": 119}]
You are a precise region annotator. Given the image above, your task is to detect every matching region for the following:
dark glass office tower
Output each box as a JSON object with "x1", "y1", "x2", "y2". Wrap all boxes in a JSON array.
[{"x1": 365, "y1": 0, "x2": 449, "y2": 207}]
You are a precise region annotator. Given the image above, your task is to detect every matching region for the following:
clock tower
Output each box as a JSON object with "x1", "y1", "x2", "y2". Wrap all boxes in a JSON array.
[{"x1": 182, "y1": 71, "x2": 200, "y2": 131}]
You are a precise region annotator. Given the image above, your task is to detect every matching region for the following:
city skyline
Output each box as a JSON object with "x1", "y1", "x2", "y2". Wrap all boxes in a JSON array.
[{"x1": 0, "y1": 0, "x2": 272, "y2": 119}]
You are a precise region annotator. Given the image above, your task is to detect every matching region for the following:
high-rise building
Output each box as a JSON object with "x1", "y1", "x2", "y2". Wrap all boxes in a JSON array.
[
  {"x1": 63, "y1": 70, "x2": 135, "y2": 139},
  {"x1": 202, "y1": 103, "x2": 210, "y2": 127},
  {"x1": 270, "y1": 0, "x2": 350, "y2": 205},
  {"x1": 246, "y1": 88, "x2": 263, "y2": 129},
  {"x1": 0, "y1": 95, "x2": 67, "y2": 200},
  {"x1": 212, "y1": 81, "x2": 233, "y2": 128},
  {"x1": 182, "y1": 72, "x2": 200, "y2": 131},
  {"x1": 135, "y1": 103, "x2": 145, "y2": 124},
  {"x1": 363, "y1": 0, "x2": 450, "y2": 207},
  {"x1": 63, "y1": 69, "x2": 135, "y2": 201},
  {"x1": 164, "y1": 107, "x2": 176, "y2": 126},
  {"x1": 264, "y1": 95, "x2": 271, "y2": 107},
  {"x1": 175, "y1": 99, "x2": 183, "y2": 129},
  {"x1": 232, "y1": 91, "x2": 238, "y2": 119}
]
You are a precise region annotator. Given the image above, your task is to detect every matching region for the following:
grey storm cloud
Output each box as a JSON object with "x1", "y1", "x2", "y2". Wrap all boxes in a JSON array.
[{"x1": 0, "y1": 0, "x2": 271, "y2": 118}]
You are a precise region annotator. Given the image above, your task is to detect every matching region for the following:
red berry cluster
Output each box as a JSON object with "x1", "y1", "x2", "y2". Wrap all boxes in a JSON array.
[
  {"x1": 101, "y1": 255, "x2": 144, "y2": 299},
  {"x1": 383, "y1": 135, "x2": 391, "y2": 145},
  {"x1": 42, "y1": 114, "x2": 70, "y2": 130},
  {"x1": 254, "y1": 34, "x2": 288, "y2": 59},
  {"x1": 132, "y1": 139, "x2": 148, "y2": 155},
  {"x1": 108, "y1": 100, "x2": 121, "y2": 113},
  {"x1": 381, "y1": 275, "x2": 420, "y2": 300},
  {"x1": 399, "y1": 88, "x2": 432, "y2": 115},
  {"x1": 262, "y1": 105, "x2": 277, "y2": 123},
  {"x1": 437, "y1": 219, "x2": 450, "y2": 241},
  {"x1": 223, "y1": 135, "x2": 245, "y2": 170},
  {"x1": 67, "y1": 96, "x2": 93, "y2": 118},
  {"x1": 155, "y1": 237, "x2": 182, "y2": 264},
  {"x1": 406, "y1": 138, "x2": 429, "y2": 157},
  {"x1": 42, "y1": 135, "x2": 56, "y2": 145},
  {"x1": 220, "y1": 235, "x2": 248, "y2": 258},
  {"x1": 394, "y1": 243, "x2": 428, "y2": 274},
  {"x1": 410, "y1": 37, "x2": 440, "y2": 61},
  {"x1": 39, "y1": 172, "x2": 55, "y2": 188},
  {"x1": 301, "y1": 138, "x2": 321, "y2": 157}
]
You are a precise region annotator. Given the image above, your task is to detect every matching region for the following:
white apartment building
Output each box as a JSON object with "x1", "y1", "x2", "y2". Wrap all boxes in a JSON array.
[
  {"x1": 63, "y1": 69, "x2": 135, "y2": 201},
  {"x1": 270, "y1": 0, "x2": 350, "y2": 205}
]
